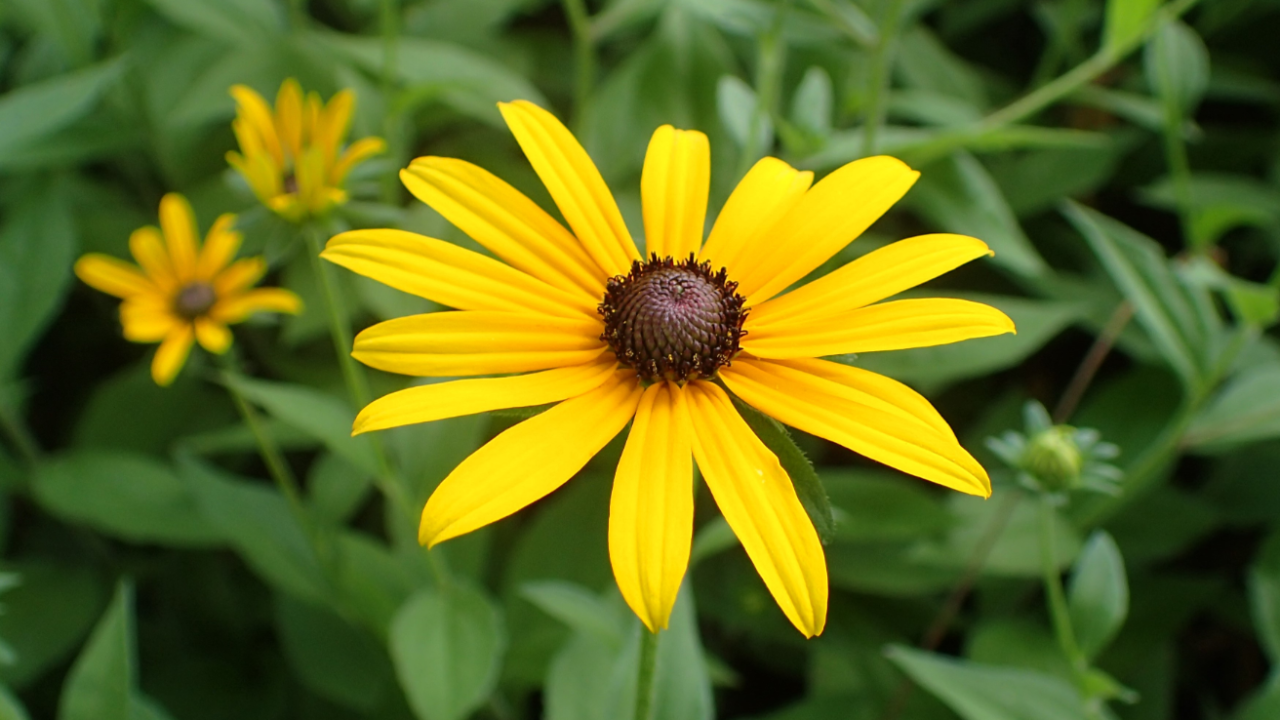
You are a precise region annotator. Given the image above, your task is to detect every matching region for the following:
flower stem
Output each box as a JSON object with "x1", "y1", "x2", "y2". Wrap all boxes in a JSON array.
[
  {"x1": 0, "y1": 401, "x2": 40, "y2": 469},
  {"x1": 862, "y1": 0, "x2": 906, "y2": 156},
  {"x1": 1053, "y1": 301, "x2": 1134, "y2": 424},
  {"x1": 379, "y1": 0, "x2": 402, "y2": 204},
  {"x1": 302, "y1": 223, "x2": 417, "y2": 528},
  {"x1": 217, "y1": 354, "x2": 304, "y2": 513},
  {"x1": 633, "y1": 628, "x2": 660, "y2": 720},
  {"x1": 562, "y1": 0, "x2": 594, "y2": 133},
  {"x1": 1037, "y1": 494, "x2": 1086, "y2": 674}
]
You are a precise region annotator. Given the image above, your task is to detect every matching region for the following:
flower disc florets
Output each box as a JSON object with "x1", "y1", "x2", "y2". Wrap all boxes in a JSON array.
[
  {"x1": 175, "y1": 282, "x2": 217, "y2": 319},
  {"x1": 599, "y1": 253, "x2": 747, "y2": 384}
]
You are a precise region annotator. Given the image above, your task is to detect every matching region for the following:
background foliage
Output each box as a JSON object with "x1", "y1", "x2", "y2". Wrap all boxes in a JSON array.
[{"x1": 2, "y1": 0, "x2": 1280, "y2": 718}]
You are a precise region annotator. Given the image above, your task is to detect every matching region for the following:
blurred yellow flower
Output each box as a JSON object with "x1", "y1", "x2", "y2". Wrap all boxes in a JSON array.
[
  {"x1": 75, "y1": 193, "x2": 302, "y2": 386},
  {"x1": 323, "y1": 101, "x2": 1014, "y2": 637},
  {"x1": 226, "y1": 79, "x2": 385, "y2": 223}
]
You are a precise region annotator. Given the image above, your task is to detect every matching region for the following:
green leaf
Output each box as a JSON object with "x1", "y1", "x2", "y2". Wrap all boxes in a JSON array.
[
  {"x1": 1103, "y1": 0, "x2": 1162, "y2": 52},
  {"x1": 73, "y1": 363, "x2": 232, "y2": 455},
  {"x1": 886, "y1": 645, "x2": 1087, "y2": 720},
  {"x1": 1067, "y1": 531, "x2": 1129, "y2": 659},
  {"x1": 1249, "y1": 530, "x2": 1280, "y2": 663},
  {"x1": 0, "y1": 563, "x2": 107, "y2": 689},
  {"x1": 905, "y1": 152, "x2": 1048, "y2": 278},
  {"x1": 222, "y1": 374, "x2": 378, "y2": 476},
  {"x1": 274, "y1": 594, "x2": 396, "y2": 712},
  {"x1": 914, "y1": 494, "x2": 1082, "y2": 577},
  {"x1": 140, "y1": 0, "x2": 284, "y2": 44},
  {"x1": 308, "y1": 31, "x2": 548, "y2": 126},
  {"x1": 790, "y1": 66, "x2": 832, "y2": 137},
  {"x1": 545, "y1": 588, "x2": 713, "y2": 720},
  {"x1": 717, "y1": 75, "x2": 773, "y2": 157},
  {"x1": 0, "y1": 685, "x2": 30, "y2": 720},
  {"x1": 0, "y1": 176, "x2": 78, "y2": 379},
  {"x1": 180, "y1": 455, "x2": 328, "y2": 604},
  {"x1": 1144, "y1": 19, "x2": 1209, "y2": 114},
  {"x1": 520, "y1": 581, "x2": 626, "y2": 648},
  {"x1": 309, "y1": 452, "x2": 373, "y2": 525},
  {"x1": 390, "y1": 584, "x2": 505, "y2": 720},
  {"x1": 0, "y1": 59, "x2": 124, "y2": 162},
  {"x1": 33, "y1": 451, "x2": 221, "y2": 546},
  {"x1": 823, "y1": 469, "x2": 951, "y2": 543},
  {"x1": 731, "y1": 397, "x2": 835, "y2": 544},
  {"x1": 1185, "y1": 362, "x2": 1280, "y2": 452},
  {"x1": 58, "y1": 582, "x2": 133, "y2": 720},
  {"x1": 1063, "y1": 201, "x2": 1216, "y2": 393}
]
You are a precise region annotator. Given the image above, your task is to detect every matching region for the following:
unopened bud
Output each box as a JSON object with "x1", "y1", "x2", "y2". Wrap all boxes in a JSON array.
[{"x1": 1023, "y1": 426, "x2": 1083, "y2": 492}]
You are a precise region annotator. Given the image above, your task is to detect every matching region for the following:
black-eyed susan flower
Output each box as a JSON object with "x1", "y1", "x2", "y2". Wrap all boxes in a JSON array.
[
  {"x1": 75, "y1": 193, "x2": 302, "y2": 386},
  {"x1": 226, "y1": 79, "x2": 385, "y2": 222},
  {"x1": 322, "y1": 101, "x2": 1015, "y2": 637}
]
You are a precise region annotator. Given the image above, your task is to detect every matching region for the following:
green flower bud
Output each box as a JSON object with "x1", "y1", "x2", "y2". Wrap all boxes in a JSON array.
[{"x1": 1022, "y1": 426, "x2": 1083, "y2": 492}]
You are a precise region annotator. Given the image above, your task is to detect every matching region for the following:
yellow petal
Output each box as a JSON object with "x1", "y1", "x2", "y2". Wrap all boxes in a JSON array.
[
  {"x1": 401, "y1": 157, "x2": 604, "y2": 298},
  {"x1": 609, "y1": 382, "x2": 694, "y2": 631},
  {"x1": 498, "y1": 100, "x2": 640, "y2": 276},
  {"x1": 317, "y1": 89, "x2": 355, "y2": 166},
  {"x1": 744, "y1": 298, "x2": 1016, "y2": 358},
  {"x1": 699, "y1": 157, "x2": 812, "y2": 279},
  {"x1": 75, "y1": 254, "x2": 155, "y2": 299},
  {"x1": 230, "y1": 84, "x2": 285, "y2": 167},
  {"x1": 734, "y1": 156, "x2": 920, "y2": 305},
  {"x1": 275, "y1": 78, "x2": 304, "y2": 161},
  {"x1": 332, "y1": 136, "x2": 385, "y2": 185},
  {"x1": 213, "y1": 257, "x2": 266, "y2": 296},
  {"x1": 159, "y1": 193, "x2": 200, "y2": 281},
  {"x1": 641, "y1": 125, "x2": 710, "y2": 261},
  {"x1": 194, "y1": 317, "x2": 233, "y2": 353},
  {"x1": 748, "y1": 234, "x2": 993, "y2": 329},
  {"x1": 151, "y1": 324, "x2": 194, "y2": 387},
  {"x1": 209, "y1": 288, "x2": 302, "y2": 323},
  {"x1": 720, "y1": 359, "x2": 990, "y2": 496},
  {"x1": 352, "y1": 310, "x2": 606, "y2": 377},
  {"x1": 420, "y1": 369, "x2": 642, "y2": 546},
  {"x1": 120, "y1": 298, "x2": 177, "y2": 342},
  {"x1": 685, "y1": 381, "x2": 827, "y2": 637},
  {"x1": 353, "y1": 359, "x2": 617, "y2": 434},
  {"x1": 197, "y1": 214, "x2": 242, "y2": 281},
  {"x1": 322, "y1": 229, "x2": 598, "y2": 318},
  {"x1": 128, "y1": 226, "x2": 177, "y2": 293},
  {"x1": 295, "y1": 144, "x2": 330, "y2": 214}
]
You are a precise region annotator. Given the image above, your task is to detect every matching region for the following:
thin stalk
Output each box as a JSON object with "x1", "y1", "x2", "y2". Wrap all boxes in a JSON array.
[
  {"x1": 217, "y1": 358, "x2": 304, "y2": 513},
  {"x1": 1053, "y1": 301, "x2": 1134, "y2": 423},
  {"x1": 633, "y1": 628, "x2": 660, "y2": 720},
  {"x1": 1160, "y1": 105, "x2": 1198, "y2": 250},
  {"x1": 0, "y1": 403, "x2": 40, "y2": 469},
  {"x1": 379, "y1": 0, "x2": 401, "y2": 204},
  {"x1": 735, "y1": 7, "x2": 788, "y2": 179},
  {"x1": 562, "y1": 0, "x2": 595, "y2": 133},
  {"x1": 862, "y1": 0, "x2": 906, "y2": 156},
  {"x1": 302, "y1": 223, "x2": 416, "y2": 526},
  {"x1": 1037, "y1": 494, "x2": 1087, "y2": 675}
]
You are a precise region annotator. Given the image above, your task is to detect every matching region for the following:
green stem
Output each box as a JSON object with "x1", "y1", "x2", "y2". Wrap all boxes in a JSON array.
[
  {"x1": 862, "y1": 0, "x2": 905, "y2": 156},
  {"x1": 562, "y1": 0, "x2": 594, "y2": 133},
  {"x1": 304, "y1": 225, "x2": 371, "y2": 407},
  {"x1": 303, "y1": 223, "x2": 417, "y2": 528},
  {"x1": 218, "y1": 357, "x2": 304, "y2": 513},
  {"x1": 898, "y1": 0, "x2": 1201, "y2": 167},
  {"x1": 1160, "y1": 105, "x2": 1198, "y2": 250},
  {"x1": 633, "y1": 628, "x2": 660, "y2": 720},
  {"x1": 1037, "y1": 495, "x2": 1087, "y2": 675},
  {"x1": 379, "y1": 0, "x2": 401, "y2": 204},
  {"x1": 735, "y1": 7, "x2": 787, "y2": 179},
  {"x1": 0, "y1": 402, "x2": 40, "y2": 469}
]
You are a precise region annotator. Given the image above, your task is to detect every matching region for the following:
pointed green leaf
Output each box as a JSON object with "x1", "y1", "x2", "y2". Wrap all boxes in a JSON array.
[
  {"x1": 58, "y1": 583, "x2": 133, "y2": 720},
  {"x1": 1144, "y1": 19, "x2": 1209, "y2": 114},
  {"x1": 1103, "y1": 0, "x2": 1161, "y2": 52},
  {"x1": 1067, "y1": 531, "x2": 1129, "y2": 659},
  {"x1": 0, "y1": 59, "x2": 124, "y2": 162},
  {"x1": 886, "y1": 645, "x2": 1087, "y2": 720},
  {"x1": 390, "y1": 584, "x2": 505, "y2": 720}
]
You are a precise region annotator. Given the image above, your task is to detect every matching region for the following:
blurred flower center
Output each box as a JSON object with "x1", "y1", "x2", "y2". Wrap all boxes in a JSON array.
[
  {"x1": 174, "y1": 282, "x2": 217, "y2": 319},
  {"x1": 599, "y1": 254, "x2": 746, "y2": 383}
]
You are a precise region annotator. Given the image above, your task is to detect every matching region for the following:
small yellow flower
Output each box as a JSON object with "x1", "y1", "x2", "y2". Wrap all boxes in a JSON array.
[
  {"x1": 323, "y1": 101, "x2": 1016, "y2": 637},
  {"x1": 75, "y1": 193, "x2": 303, "y2": 386},
  {"x1": 226, "y1": 78, "x2": 385, "y2": 222}
]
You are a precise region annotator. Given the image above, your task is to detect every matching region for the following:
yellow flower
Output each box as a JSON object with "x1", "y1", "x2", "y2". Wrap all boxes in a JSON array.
[
  {"x1": 75, "y1": 193, "x2": 303, "y2": 386},
  {"x1": 322, "y1": 101, "x2": 1015, "y2": 637},
  {"x1": 226, "y1": 78, "x2": 386, "y2": 222}
]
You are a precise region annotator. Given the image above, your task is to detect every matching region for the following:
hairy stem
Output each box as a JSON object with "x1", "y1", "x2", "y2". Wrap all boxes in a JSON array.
[
  {"x1": 1037, "y1": 495, "x2": 1087, "y2": 674},
  {"x1": 633, "y1": 628, "x2": 660, "y2": 720},
  {"x1": 562, "y1": 0, "x2": 594, "y2": 133},
  {"x1": 862, "y1": 0, "x2": 905, "y2": 156}
]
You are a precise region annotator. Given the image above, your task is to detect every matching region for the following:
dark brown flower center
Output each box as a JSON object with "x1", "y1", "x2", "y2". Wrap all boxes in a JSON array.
[
  {"x1": 174, "y1": 282, "x2": 217, "y2": 319},
  {"x1": 599, "y1": 254, "x2": 746, "y2": 384}
]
